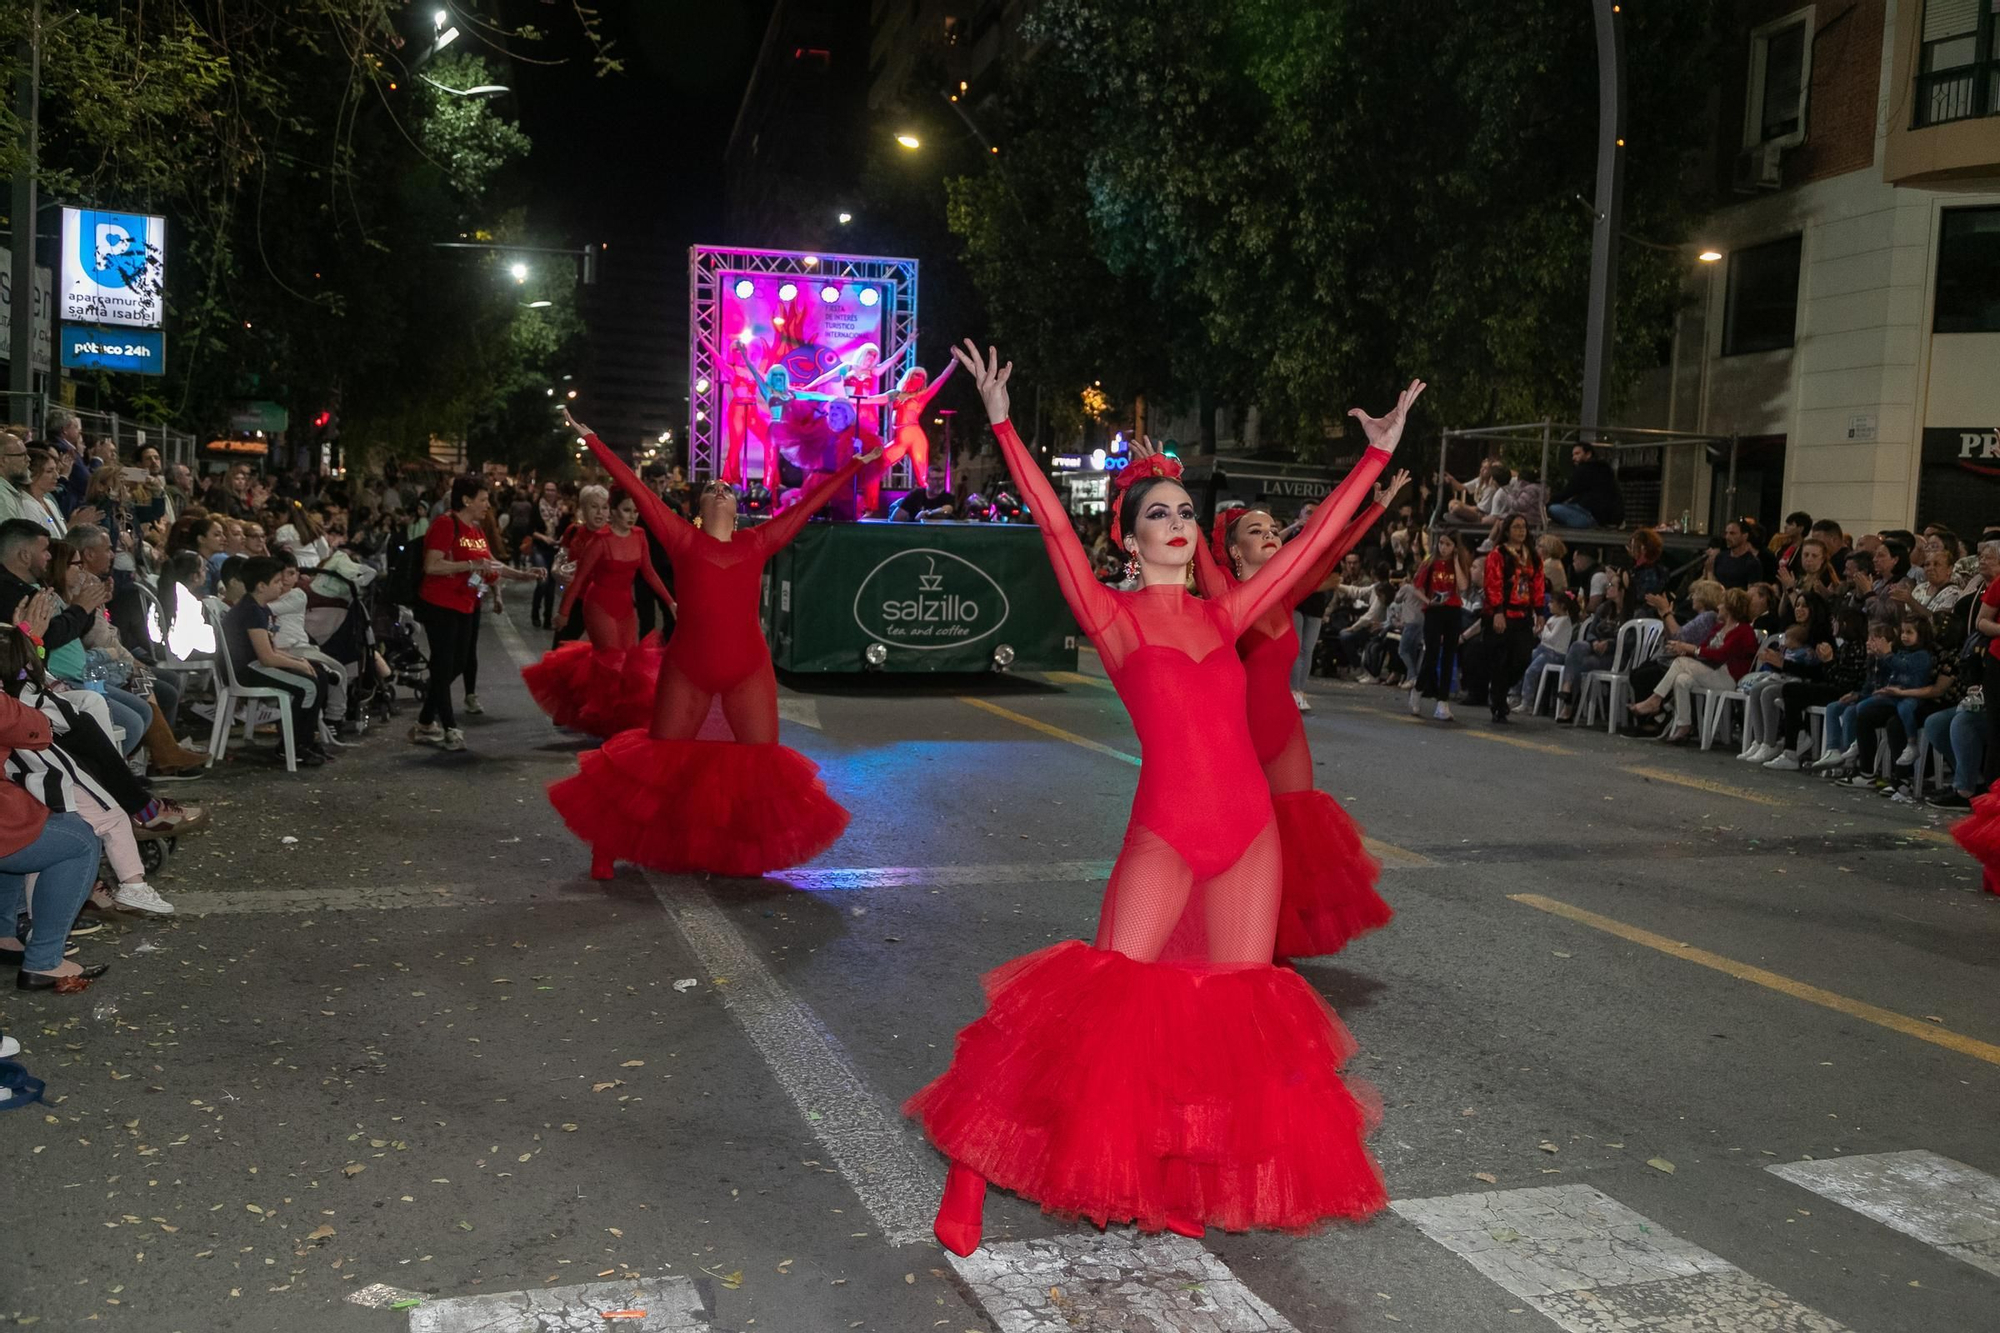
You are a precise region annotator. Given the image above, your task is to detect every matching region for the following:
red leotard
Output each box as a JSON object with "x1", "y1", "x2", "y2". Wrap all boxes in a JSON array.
[
  {"x1": 1188, "y1": 502, "x2": 1393, "y2": 959},
  {"x1": 905, "y1": 418, "x2": 1391, "y2": 1239},
  {"x1": 562, "y1": 527, "x2": 672, "y2": 650},
  {"x1": 524, "y1": 526, "x2": 671, "y2": 737}
]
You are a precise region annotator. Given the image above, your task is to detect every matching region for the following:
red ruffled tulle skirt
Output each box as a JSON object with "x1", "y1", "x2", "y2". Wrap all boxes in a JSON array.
[
  {"x1": 549, "y1": 731, "x2": 850, "y2": 877},
  {"x1": 1950, "y1": 791, "x2": 2000, "y2": 897},
  {"x1": 1273, "y1": 790, "x2": 1392, "y2": 959},
  {"x1": 904, "y1": 940, "x2": 1386, "y2": 1235},
  {"x1": 522, "y1": 638, "x2": 664, "y2": 737}
]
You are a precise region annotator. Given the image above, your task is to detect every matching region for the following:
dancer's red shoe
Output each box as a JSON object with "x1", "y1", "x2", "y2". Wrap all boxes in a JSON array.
[{"x1": 934, "y1": 1160, "x2": 987, "y2": 1257}]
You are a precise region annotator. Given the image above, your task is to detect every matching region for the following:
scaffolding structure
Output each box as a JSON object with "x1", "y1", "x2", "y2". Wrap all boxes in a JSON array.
[
  {"x1": 1438, "y1": 421, "x2": 1738, "y2": 538},
  {"x1": 686, "y1": 245, "x2": 919, "y2": 484}
]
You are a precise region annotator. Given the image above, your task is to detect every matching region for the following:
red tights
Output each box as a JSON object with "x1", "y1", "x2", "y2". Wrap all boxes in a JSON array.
[
  {"x1": 648, "y1": 656, "x2": 779, "y2": 745},
  {"x1": 585, "y1": 603, "x2": 637, "y2": 652}
]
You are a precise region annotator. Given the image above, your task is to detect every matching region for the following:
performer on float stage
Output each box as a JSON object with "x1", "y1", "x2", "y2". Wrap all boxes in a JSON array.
[
  {"x1": 548, "y1": 408, "x2": 881, "y2": 880},
  {"x1": 906, "y1": 341, "x2": 1421, "y2": 1255},
  {"x1": 522, "y1": 487, "x2": 674, "y2": 737},
  {"x1": 1186, "y1": 461, "x2": 1409, "y2": 961}
]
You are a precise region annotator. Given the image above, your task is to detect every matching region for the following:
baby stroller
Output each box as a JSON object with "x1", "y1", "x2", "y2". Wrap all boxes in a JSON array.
[
  {"x1": 377, "y1": 607, "x2": 430, "y2": 705},
  {"x1": 306, "y1": 564, "x2": 399, "y2": 728}
]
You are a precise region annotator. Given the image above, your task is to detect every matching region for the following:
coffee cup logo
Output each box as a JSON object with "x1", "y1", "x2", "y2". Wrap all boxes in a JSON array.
[{"x1": 854, "y1": 548, "x2": 1009, "y2": 651}]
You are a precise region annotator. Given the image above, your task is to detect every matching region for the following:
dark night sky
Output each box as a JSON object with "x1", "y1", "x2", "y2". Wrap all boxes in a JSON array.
[{"x1": 495, "y1": 0, "x2": 778, "y2": 250}]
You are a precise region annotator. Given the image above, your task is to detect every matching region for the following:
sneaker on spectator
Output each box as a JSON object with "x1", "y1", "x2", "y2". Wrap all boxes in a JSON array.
[
  {"x1": 1838, "y1": 772, "x2": 1880, "y2": 789},
  {"x1": 1762, "y1": 751, "x2": 1803, "y2": 771},
  {"x1": 0, "y1": 1033, "x2": 18, "y2": 1058},
  {"x1": 66, "y1": 915, "x2": 104, "y2": 936},
  {"x1": 1808, "y1": 747, "x2": 1846, "y2": 772},
  {"x1": 113, "y1": 883, "x2": 175, "y2": 916},
  {"x1": 1432, "y1": 701, "x2": 1453, "y2": 722},
  {"x1": 1290, "y1": 689, "x2": 1311, "y2": 713},
  {"x1": 1408, "y1": 685, "x2": 1421, "y2": 716},
  {"x1": 1895, "y1": 742, "x2": 1919, "y2": 767},
  {"x1": 1928, "y1": 790, "x2": 1973, "y2": 809},
  {"x1": 1355, "y1": 672, "x2": 1377, "y2": 686},
  {"x1": 409, "y1": 722, "x2": 444, "y2": 746},
  {"x1": 1740, "y1": 742, "x2": 1778, "y2": 763},
  {"x1": 464, "y1": 694, "x2": 484, "y2": 715},
  {"x1": 138, "y1": 800, "x2": 207, "y2": 835},
  {"x1": 441, "y1": 727, "x2": 466, "y2": 752}
]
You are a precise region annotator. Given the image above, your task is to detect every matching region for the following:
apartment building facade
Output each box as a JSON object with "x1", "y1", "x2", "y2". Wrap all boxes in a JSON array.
[{"x1": 1636, "y1": 0, "x2": 2000, "y2": 538}]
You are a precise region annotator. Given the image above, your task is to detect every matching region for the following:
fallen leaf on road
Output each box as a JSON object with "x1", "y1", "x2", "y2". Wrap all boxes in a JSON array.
[
  {"x1": 561, "y1": 1123, "x2": 578, "y2": 1132},
  {"x1": 591, "y1": 1081, "x2": 623, "y2": 1093},
  {"x1": 904, "y1": 1273, "x2": 916, "y2": 1285},
  {"x1": 1474, "y1": 1172, "x2": 1498, "y2": 1184},
  {"x1": 306, "y1": 1226, "x2": 335, "y2": 1242},
  {"x1": 246, "y1": 1204, "x2": 265, "y2": 1215},
  {"x1": 1924, "y1": 1015, "x2": 1944, "y2": 1024},
  {"x1": 1648, "y1": 1158, "x2": 1676, "y2": 1174},
  {"x1": 620, "y1": 1060, "x2": 644, "y2": 1068},
  {"x1": 606, "y1": 1228, "x2": 623, "y2": 1238},
  {"x1": 341, "y1": 1164, "x2": 364, "y2": 1177},
  {"x1": 721, "y1": 1270, "x2": 743, "y2": 1290},
  {"x1": 1538, "y1": 1143, "x2": 1558, "y2": 1154},
  {"x1": 672, "y1": 979, "x2": 697, "y2": 992},
  {"x1": 602, "y1": 1312, "x2": 647, "y2": 1321}
]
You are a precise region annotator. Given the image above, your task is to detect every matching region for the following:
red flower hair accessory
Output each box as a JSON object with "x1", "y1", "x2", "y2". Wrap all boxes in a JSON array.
[
  {"x1": 1108, "y1": 453, "x2": 1185, "y2": 547},
  {"x1": 1210, "y1": 505, "x2": 1247, "y2": 567}
]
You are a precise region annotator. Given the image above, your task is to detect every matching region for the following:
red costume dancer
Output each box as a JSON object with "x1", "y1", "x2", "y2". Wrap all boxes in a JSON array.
[
  {"x1": 709, "y1": 336, "x2": 778, "y2": 490},
  {"x1": 857, "y1": 358, "x2": 958, "y2": 512},
  {"x1": 907, "y1": 342, "x2": 1422, "y2": 1256},
  {"x1": 549, "y1": 410, "x2": 879, "y2": 880},
  {"x1": 1186, "y1": 473, "x2": 1404, "y2": 961},
  {"x1": 523, "y1": 491, "x2": 675, "y2": 737},
  {"x1": 1950, "y1": 797, "x2": 2000, "y2": 897}
]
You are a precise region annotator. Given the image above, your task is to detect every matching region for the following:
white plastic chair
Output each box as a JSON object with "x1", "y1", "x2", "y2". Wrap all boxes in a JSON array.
[
  {"x1": 1531, "y1": 660, "x2": 1567, "y2": 716},
  {"x1": 1695, "y1": 633, "x2": 1782, "y2": 753},
  {"x1": 202, "y1": 596, "x2": 299, "y2": 773},
  {"x1": 1579, "y1": 619, "x2": 1664, "y2": 732},
  {"x1": 135, "y1": 579, "x2": 219, "y2": 701},
  {"x1": 1913, "y1": 727, "x2": 1953, "y2": 798}
]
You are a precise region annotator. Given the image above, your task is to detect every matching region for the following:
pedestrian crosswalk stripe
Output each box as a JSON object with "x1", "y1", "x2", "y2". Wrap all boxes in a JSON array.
[
  {"x1": 952, "y1": 1232, "x2": 1296, "y2": 1332},
  {"x1": 353, "y1": 1276, "x2": 709, "y2": 1331},
  {"x1": 1393, "y1": 1183, "x2": 1849, "y2": 1331},
  {"x1": 1768, "y1": 1150, "x2": 2000, "y2": 1279}
]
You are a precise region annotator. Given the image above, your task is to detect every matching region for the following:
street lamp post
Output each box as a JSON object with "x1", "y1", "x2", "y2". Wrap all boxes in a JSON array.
[
  {"x1": 1580, "y1": 0, "x2": 1626, "y2": 435},
  {"x1": 8, "y1": 0, "x2": 41, "y2": 402}
]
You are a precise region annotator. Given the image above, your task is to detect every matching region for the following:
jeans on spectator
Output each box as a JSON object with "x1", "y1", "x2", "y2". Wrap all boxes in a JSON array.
[
  {"x1": 151, "y1": 670, "x2": 182, "y2": 729},
  {"x1": 1558, "y1": 640, "x2": 1612, "y2": 711},
  {"x1": 1339, "y1": 623, "x2": 1378, "y2": 675},
  {"x1": 1484, "y1": 617, "x2": 1536, "y2": 719},
  {"x1": 1518, "y1": 645, "x2": 1563, "y2": 708},
  {"x1": 1849, "y1": 694, "x2": 1902, "y2": 769},
  {"x1": 1416, "y1": 605, "x2": 1461, "y2": 701},
  {"x1": 92, "y1": 684, "x2": 148, "y2": 757},
  {"x1": 244, "y1": 661, "x2": 329, "y2": 750},
  {"x1": 1923, "y1": 705, "x2": 1986, "y2": 794},
  {"x1": 417, "y1": 601, "x2": 477, "y2": 731},
  {"x1": 1548, "y1": 502, "x2": 1596, "y2": 528},
  {"x1": 0, "y1": 811, "x2": 101, "y2": 972},
  {"x1": 1822, "y1": 697, "x2": 1862, "y2": 753},
  {"x1": 1651, "y1": 657, "x2": 1737, "y2": 728},
  {"x1": 1398, "y1": 620, "x2": 1425, "y2": 684},
  {"x1": 1290, "y1": 611, "x2": 1323, "y2": 692}
]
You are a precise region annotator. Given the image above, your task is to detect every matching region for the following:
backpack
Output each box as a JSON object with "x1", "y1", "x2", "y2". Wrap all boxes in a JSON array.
[{"x1": 384, "y1": 524, "x2": 428, "y2": 610}]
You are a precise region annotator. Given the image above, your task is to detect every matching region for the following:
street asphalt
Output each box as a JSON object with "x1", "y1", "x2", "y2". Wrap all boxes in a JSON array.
[{"x1": 3, "y1": 596, "x2": 1996, "y2": 1333}]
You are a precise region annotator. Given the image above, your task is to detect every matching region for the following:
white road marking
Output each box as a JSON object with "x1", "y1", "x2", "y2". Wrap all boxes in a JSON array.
[
  {"x1": 952, "y1": 1231, "x2": 1295, "y2": 1332},
  {"x1": 1768, "y1": 1150, "x2": 2000, "y2": 1278},
  {"x1": 351, "y1": 1276, "x2": 707, "y2": 1332},
  {"x1": 491, "y1": 607, "x2": 539, "y2": 670},
  {"x1": 1393, "y1": 1184, "x2": 1848, "y2": 1331},
  {"x1": 645, "y1": 871, "x2": 941, "y2": 1246}
]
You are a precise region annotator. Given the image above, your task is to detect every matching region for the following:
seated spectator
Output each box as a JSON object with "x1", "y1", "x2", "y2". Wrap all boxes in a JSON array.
[
  {"x1": 1741, "y1": 593, "x2": 1831, "y2": 761},
  {"x1": 214, "y1": 555, "x2": 248, "y2": 607},
  {"x1": 1554, "y1": 568, "x2": 1628, "y2": 723},
  {"x1": 1747, "y1": 582, "x2": 1784, "y2": 635},
  {"x1": 2, "y1": 634, "x2": 174, "y2": 916},
  {"x1": 1447, "y1": 462, "x2": 1512, "y2": 526},
  {"x1": 1547, "y1": 442, "x2": 1624, "y2": 529},
  {"x1": 1537, "y1": 534, "x2": 1569, "y2": 597},
  {"x1": 1919, "y1": 646, "x2": 1983, "y2": 809},
  {"x1": 1777, "y1": 535, "x2": 1838, "y2": 596},
  {"x1": 1773, "y1": 511, "x2": 1812, "y2": 578},
  {"x1": 1837, "y1": 611, "x2": 1940, "y2": 786},
  {"x1": 1864, "y1": 541, "x2": 1913, "y2": 614},
  {"x1": 1707, "y1": 520, "x2": 1774, "y2": 589},
  {"x1": 0, "y1": 657, "x2": 107, "y2": 994},
  {"x1": 268, "y1": 550, "x2": 354, "y2": 735},
  {"x1": 1810, "y1": 623, "x2": 1898, "y2": 774},
  {"x1": 1623, "y1": 528, "x2": 1669, "y2": 612},
  {"x1": 221, "y1": 556, "x2": 334, "y2": 768},
  {"x1": 1339, "y1": 561, "x2": 1397, "y2": 684},
  {"x1": 1622, "y1": 578, "x2": 1726, "y2": 724},
  {"x1": 1624, "y1": 586, "x2": 1758, "y2": 744},
  {"x1": 1515, "y1": 590, "x2": 1578, "y2": 713},
  {"x1": 273, "y1": 501, "x2": 332, "y2": 566},
  {"x1": 1570, "y1": 545, "x2": 1612, "y2": 611},
  {"x1": 891, "y1": 477, "x2": 961, "y2": 522},
  {"x1": 1902, "y1": 548, "x2": 1965, "y2": 624},
  {"x1": 1760, "y1": 606, "x2": 1871, "y2": 771}
]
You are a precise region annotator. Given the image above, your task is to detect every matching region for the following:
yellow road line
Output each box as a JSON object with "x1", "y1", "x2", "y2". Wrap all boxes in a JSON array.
[
  {"x1": 1906, "y1": 828, "x2": 1956, "y2": 846},
  {"x1": 1460, "y1": 728, "x2": 1576, "y2": 756},
  {"x1": 1045, "y1": 670, "x2": 1115, "y2": 690},
  {"x1": 1622, "y1": 764, "x2": 1791, "y2": 808},
  {"x1": 1511, "y1": 893, "x2": 2000, "y2": 1068},
  {"x1": 957, "y1": 696, "x2": 1434, "y2": 866},
  {"x1": 956, "y1": 696, "x2": 1140, "y2": 767}
]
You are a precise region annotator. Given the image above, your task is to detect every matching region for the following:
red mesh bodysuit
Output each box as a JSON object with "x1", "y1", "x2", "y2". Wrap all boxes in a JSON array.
[
  {"x1": 1186, "y1": 498, "x2": 1393, "y2": 959},
  {"x1": 548, "y1": 435, "x2": 857, "y2": 879},
  {"x1": 906, "y1": 419, "x2": 1390, "y2": 1241},
  {"x1": 522, "y1": 527, "x2": 672, "y2": 737}
]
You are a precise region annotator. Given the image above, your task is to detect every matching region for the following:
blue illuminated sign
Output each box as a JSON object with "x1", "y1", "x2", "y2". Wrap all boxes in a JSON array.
[{"x1": 61, "y1": 325, "x2": 165, "y2": 375}]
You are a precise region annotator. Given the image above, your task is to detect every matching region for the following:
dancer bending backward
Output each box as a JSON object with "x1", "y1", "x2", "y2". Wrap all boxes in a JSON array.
[
  {"x1": 549, "y1": 409, "x2": 881, "y2": 880},
  {"x1": 908, "y1": 342, "x2": 1422, "y2": 1255},
  {"x1": 522, "y1": 486, "x2": 674, "y2": 737},
  {"x1": 1186, "y1": 463, "x2": 1408, "y2": 960}
]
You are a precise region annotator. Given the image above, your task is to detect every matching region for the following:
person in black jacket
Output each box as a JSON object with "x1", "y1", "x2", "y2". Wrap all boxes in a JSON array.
[
  {"x1": 0, "y1": 519, "x2": 106, "y2": 660},
  {"x1": 1547, "y1": 443, "x2": 1624, "y2": 529}
]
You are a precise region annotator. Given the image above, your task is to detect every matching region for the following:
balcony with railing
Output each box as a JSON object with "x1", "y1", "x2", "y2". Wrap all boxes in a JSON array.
[{"x1": 1916, "y1": 59, "x2": 2000, "y2": 125}]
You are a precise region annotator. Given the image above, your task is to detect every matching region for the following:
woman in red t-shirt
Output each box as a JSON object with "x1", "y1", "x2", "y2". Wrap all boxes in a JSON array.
[
  {"x1": 522, "y1": 488, "x2": 674, "y2": 736},
  {"x1": 1412, "y1": 531, "x2": 1472, "y2": 721},
  {"x1": 412, "y1": 477, "x2": 545, "y2": 752}
]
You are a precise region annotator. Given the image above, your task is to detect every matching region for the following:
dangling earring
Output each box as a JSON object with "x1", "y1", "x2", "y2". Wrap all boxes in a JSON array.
[{"x1": 1123, "y1": 547, "x2": 1140, "y2": 581}]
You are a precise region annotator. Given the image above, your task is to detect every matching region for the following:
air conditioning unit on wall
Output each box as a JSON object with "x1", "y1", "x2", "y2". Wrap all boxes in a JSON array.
[{"x1": 1732, "y1": 141, "x2": 1786, "y2": 194}]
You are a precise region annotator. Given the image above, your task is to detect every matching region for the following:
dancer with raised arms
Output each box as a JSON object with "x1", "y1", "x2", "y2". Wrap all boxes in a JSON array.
[
  {"x1": 549, "y1": 408, "x2": 881, "y2": 880},
  {"x1": 1188, "y1": 458, "x2": 1409, "y2": 960},
  {"x1": 522, "y1": 485, "x2": 674, "y2": 737},
  {"x1": 906, "y1": 340, "x2": 1423, "y2": 1255}
]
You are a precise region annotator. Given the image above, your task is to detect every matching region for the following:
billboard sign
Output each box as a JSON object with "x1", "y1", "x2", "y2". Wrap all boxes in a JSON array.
[
  {"x1": 59, "y1": 208, "x2": 166, "y2": 328},
  {"x1": 61, "y1": 325, "x2": 165, "y2": 375},
  {"x1": 715, "y1": 272, "x2": 888, "y2": 478},
  {"x1": 0, "y1": 248, "x2": 54, "y2": 372}
]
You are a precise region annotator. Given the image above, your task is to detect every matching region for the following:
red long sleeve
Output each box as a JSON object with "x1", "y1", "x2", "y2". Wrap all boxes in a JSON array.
[
  {"x1": 992, "y1": 420, "x2": 1119, "y2": 639},
  {"x1": 1220, "y1": 447, "x2": 1393, "y2": 634},
  {"x1": 753, "y1": 455, "x2": 866, "y2": 552},
  {"x1": 582, "y1": 433, "x2": 696, "y2": 559}
]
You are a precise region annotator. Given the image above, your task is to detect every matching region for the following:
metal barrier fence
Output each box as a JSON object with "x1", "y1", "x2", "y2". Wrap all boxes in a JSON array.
[{"x1": 0, "y1": 390, "x2": 199, "y2": 468}]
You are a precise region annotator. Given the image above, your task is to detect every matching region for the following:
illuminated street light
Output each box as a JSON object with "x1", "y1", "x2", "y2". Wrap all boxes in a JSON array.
[
  {"x1": 509, "y1": 261, "x2": 530, "y2": 283},
  {"x1": 522, "y1": 299, "x2": 553, "y2": 309},
  {"x1": 895, "y1": 133, "x2": 921, "y2": 149},
  {"x1": 838, "y1": 212, "x2": 853, "y2": 225},
  {"x1": 434, "y1": 8, "x2": 448, "y2": 25},
  {"x1": 435, "y1": 25, "x2": 460, "y2": 50},
  {"x1": 1698, "y1": 249, "x2": 1723, "y2": 263}
]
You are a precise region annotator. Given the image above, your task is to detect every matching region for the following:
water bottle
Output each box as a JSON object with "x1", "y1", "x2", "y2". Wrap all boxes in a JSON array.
[{"x1": 1680, "y1": 508, "x2": 1691, "y2": 533}]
